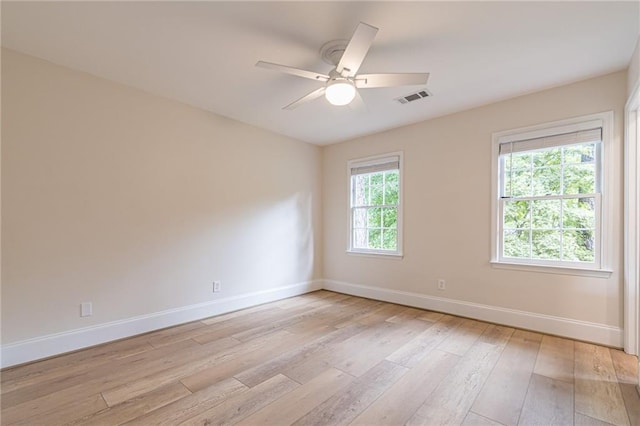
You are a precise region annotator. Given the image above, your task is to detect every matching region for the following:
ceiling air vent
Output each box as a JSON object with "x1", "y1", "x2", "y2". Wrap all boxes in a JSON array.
[{"x1": 396, "y1": 90, "x2": 431, "y2": 104}]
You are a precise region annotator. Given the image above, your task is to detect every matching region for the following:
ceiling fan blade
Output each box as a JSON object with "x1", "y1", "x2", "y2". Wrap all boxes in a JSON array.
[
  {"x1": 336, "y1": 22, "x2": 378, "y2": 77},
  {"x1": 355, "y1": 73, "x2": 429, "y2": 88},
  {"x1": 256, "y1": 61, "x2": 330, "y2": 82},
  {"x1": 283, "y1": 87, "x2": 326, "y2": 110}
]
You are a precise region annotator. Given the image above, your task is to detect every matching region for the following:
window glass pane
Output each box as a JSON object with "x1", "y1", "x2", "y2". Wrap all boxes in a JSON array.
[
  {"x1": 353, "y1": 228, "x2": 367, "y2": 249},
  {"x1": 532, "y1": 199, "x2": 560, "y2": 228},
  {"x1": 533, "y1": 148, "x2": 561, "y2": 167},
  {"x1": 510, "y1": 168, "x2": 532, "y2": 197},
  {"x1": 562, "y1": 230, "x2": 595, "y2": 262},
  {"x1": 510, "y1": 153, "x2": 532, "y2": 169},
  {"x1": 532, "y1": 230, "x2": 561, "y2": 259},
  {"x1": 563, "y1": 164, "x2": 595, "y2": 194},
  {"x1": 384, "y1": 185, "x2": 398, "y2": 205},
  {"x1": 497, "y1": 123, "x2": 604, "y2": 267},
  {"x1": 501, "y1": 174, "x2": 510, "y2": 198},
  {"x1": 353, "y1": 207, "x2": 367, "y2": 228},
  {"x1": 564, "y1": 144, "x2": 595, "y2": 164},
  {"x1": 503, "y1": 229, "x2": 531, "y2": 258},
  {"x1": 504, "y1": 155, "x2": 510, "y2": 172},
  {"x1": 370, "y1": 173, "x2": 383, "y2": 185},
  {"x1": 384, "y1": 172, "x2": 399, "y2": 205},
  {"x1": 367, "y1": 207, "x2": 382, "y2": 228},
  {"x1": 349, "y1": 156, "x2": 401, "y2": 254},
  {"x1": 353, "y1": 175, "x2": 368, "y2": 206},
  {"x1": 503, "y1": 200, "x2": 530, "y2": 229},
  {"x1": 385, "y1": 170, "x2": 399, "y2": 185},
  {"x1": 382, "y1": 207, "x2": 397, "y2": 228},
  {"x1": 370, "y1": 183, "x2": 383, "y2": 205},
  {"x1": 368, "y1": 228, "x2": 382, "y2": 249},
  {"x1": 562, "y1": 198, "x2": 595, "y2": 229},
  {"x1": 532, "y1": 166, "x2": 561, "y2": 196},
  {"x1": 382, "y1": 229, "x2": 397, "y2": 250}
]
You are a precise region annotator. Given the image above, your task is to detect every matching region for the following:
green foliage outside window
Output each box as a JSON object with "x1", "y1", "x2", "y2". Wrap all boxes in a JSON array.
[
  {"x1": 352, "y1": 170, "x2": 399, "y2": 251},
  {"x1": 502, "y1": 143, "x2": 596, "y2": 263}
]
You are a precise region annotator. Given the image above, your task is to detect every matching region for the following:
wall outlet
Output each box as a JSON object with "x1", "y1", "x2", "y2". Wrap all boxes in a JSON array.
[
  {"x1": 213, "y1": 280, "x2": 221, "y2": 293},
  {"x1": 80, "y1": 302, "x2": 92, "y2": 317},
  {"x1": 437, "y1": 279, "x2": 446, "y2": 291}
]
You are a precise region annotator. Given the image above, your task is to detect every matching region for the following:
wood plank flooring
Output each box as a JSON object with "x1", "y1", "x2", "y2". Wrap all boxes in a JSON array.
[{"x1": 1, "y1": 290, "x2": 638, "y2": 425}]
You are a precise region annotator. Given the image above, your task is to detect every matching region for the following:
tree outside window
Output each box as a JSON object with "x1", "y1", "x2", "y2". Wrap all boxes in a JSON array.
[{"x1": 349, "y1": 153, "x2": 402, "y2": 256}]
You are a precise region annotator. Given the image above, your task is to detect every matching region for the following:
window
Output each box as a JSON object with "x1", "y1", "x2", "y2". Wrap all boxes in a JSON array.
[
  {"x1": 348, "y1": 152, "x2": 402, "y2": 256},
  {"x1": 491, "y1": 112, "x2": 613, "y2": 275}
]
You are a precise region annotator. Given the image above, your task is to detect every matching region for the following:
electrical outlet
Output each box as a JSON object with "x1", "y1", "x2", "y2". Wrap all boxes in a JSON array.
[
  {"x1": 80, "y1": 302, "x2": 92, "y2": 317},
  {"x1": 437, "y1": 279, "x2": 446, "y2": 291},
  {"x1": 213, "y1": 280, "x2": 221, "y2": 293}
]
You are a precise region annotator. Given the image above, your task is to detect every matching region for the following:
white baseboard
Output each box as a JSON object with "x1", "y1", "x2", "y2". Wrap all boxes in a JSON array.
[
  {"x1": 2, "y1": 278, "x2": 623, "y2": 368},
  {"x1": 323, "y1": 279, "x2": 623, "y2": 348},
  {"x1": 1, "y1": 280, "x2": 323, "y2": 369}
]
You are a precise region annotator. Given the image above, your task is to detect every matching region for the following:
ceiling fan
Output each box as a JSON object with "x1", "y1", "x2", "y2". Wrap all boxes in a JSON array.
[{"x1": 256, "y1": 22, "x2": 430, "y2": 110}]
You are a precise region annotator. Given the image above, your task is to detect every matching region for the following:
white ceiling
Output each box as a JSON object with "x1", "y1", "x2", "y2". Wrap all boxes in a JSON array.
[{"x1": 2, "y1": 1, "x2": 638, "y2": 145}]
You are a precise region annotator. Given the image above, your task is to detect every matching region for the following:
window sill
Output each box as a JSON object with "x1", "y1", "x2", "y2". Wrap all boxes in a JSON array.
[
  {"x1": 490, "y1": 260, "x2": 612, "y2": 278},
  {"x1": 347, "y1": 250, "x2": 404, "y2": 260}
]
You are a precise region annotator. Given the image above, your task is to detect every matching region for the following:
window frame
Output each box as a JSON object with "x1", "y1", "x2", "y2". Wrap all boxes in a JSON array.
[
  {"x1": 490, "y1": 112, "x2": 614, "y2": 277},
  {"x1": 347, "y1": 151, "x2": 404, "y2": 258}
]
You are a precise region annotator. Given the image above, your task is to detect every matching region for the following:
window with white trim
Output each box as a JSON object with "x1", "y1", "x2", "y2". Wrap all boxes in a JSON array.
[
  {"x1": 348, "y1": 152, "x2": 402, "y2": 256},
  {"x1": 492, "y1": 113, "x2": 613, "y2": 273}
]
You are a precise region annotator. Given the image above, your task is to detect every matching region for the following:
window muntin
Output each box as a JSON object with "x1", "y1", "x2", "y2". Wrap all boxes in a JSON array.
[
  {"x1": 498, "y1": 131, "x2": 602, "y2": 267},
  {"x1": 349, "y1": 154, "x2": 402, "y2": 255}
]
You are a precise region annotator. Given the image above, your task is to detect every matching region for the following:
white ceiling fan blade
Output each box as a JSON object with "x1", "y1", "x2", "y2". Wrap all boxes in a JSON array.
[
  {"x1": 355, "y1": 73, "x2": 429, "y2": 88},
  {"x1": 256, "y1": 61, "x2": 330, "y2": 82},
  {"x1": 336, "y1": 22, "x2": 378, "y2": 77},
  {"x1": 283, "y1": 87, "x2": 326, "y2": 110}
]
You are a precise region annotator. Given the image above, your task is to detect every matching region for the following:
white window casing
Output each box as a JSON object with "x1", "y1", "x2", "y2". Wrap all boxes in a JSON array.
[
  {"x1": 491, "y1": 112, "x2": 614, "y2": 277},
  {"x1": 624, "y1": 85, "x2": 640, "y2": 355},
  {"x1": 347, "y1": 151, "x2": 403, "y2": 258}
]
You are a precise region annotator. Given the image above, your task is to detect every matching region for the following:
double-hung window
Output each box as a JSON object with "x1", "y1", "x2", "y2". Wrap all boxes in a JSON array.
[
  {"x1": 348, "y1": 152, "x2": 403, "y2": 256},
  {"x1": 492, "y1": 112, "x2": 613, "y2": 275}
]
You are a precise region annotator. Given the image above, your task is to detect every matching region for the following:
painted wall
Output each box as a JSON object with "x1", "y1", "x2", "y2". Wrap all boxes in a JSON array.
[
  {"x1": 323, "y1": 71, "x2": 627, "y2": 339},
  {"x1": 0, "y1": 46, "x2": 630, "y2": 365},
  {"x1": 628, "y1": 36, "x2": 640, "y2": 96},
  {"x1": 1, "y1": 49, "x2": 322, "y2": 346}
]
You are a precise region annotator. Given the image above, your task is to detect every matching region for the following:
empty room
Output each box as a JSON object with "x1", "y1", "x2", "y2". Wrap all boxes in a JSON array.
[{"x1": 2, "y1": 1, "x2": 640, "y2": 425}]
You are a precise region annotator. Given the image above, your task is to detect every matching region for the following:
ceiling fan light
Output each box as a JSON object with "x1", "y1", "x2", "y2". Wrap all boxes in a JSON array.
[{"x1": 325, "y1": 80, "x2": 356, "y2": 106}]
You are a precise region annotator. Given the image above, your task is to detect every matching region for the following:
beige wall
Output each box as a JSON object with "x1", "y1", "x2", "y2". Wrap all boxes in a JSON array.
[
  {"x1": 629, "y1": 36, "x2": 640, "y2": 96},
  {"x1": 0, "y1": 46, "x2": 630, "y2": 353},
  {"x1": 1, "y1": 49, "x2": 322, "y2": 344},
  {"x1": 323, "y1": 71, "x2": 627, "y2": 328}
]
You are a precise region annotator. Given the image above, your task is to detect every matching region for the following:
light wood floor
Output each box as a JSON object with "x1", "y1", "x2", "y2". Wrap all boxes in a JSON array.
[{"x1": 1, "y1": 291, "x2": 639, "y2": 425}]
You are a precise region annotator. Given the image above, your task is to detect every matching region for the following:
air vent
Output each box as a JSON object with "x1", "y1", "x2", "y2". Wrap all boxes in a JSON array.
[{"x1": 396, "y1": 90, "x2": 431, "y2": 104}]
